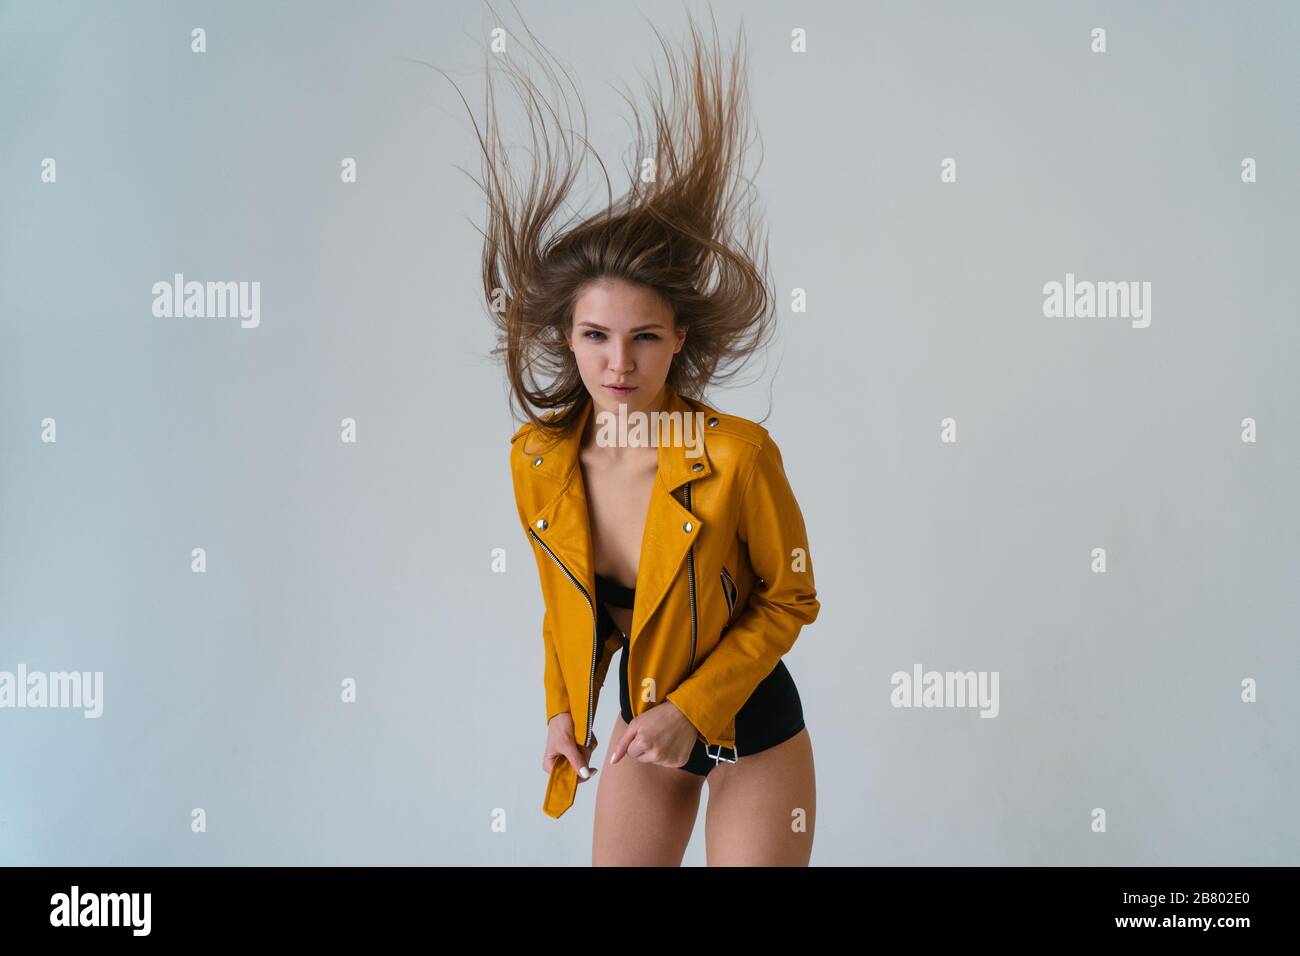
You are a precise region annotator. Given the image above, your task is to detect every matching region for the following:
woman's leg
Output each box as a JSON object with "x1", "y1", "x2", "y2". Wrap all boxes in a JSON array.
[
  {"x1": 702, "y1": 727, "x2": 817, "y2": 866},
  {"x1": 592, "y1": 712, "x2": 706, "y2": 866}
]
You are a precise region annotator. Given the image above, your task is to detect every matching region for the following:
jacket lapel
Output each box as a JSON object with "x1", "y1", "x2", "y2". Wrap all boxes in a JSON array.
[
  {"x1": 523, "y1": 400, "x2": 598, "y2": 609},
  {"x1": 629, "y1": 390, "x2": 713, "y2": 643},
  {"x1": 524, "y1": 385, "x2": 716, "y2": 645}
]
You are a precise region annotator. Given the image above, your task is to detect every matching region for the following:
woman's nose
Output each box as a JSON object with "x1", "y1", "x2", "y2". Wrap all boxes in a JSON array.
[{"x1": 609, "y1": 341, "x2": 634, "y2": 372}]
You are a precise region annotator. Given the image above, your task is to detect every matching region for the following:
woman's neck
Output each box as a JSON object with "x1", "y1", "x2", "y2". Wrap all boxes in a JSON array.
[{"x1": 582, "y1": 383, "x2": 669, "y2": 462}]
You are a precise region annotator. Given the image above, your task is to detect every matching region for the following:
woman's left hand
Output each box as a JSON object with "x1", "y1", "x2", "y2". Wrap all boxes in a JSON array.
[{"x1": 609, "y1": 700, "x2": 698, "y2": 769}]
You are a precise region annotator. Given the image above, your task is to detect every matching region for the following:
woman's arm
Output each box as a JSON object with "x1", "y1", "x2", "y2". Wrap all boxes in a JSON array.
[
  {"x1": 510, "y1": 435, "x2": 572, "y2": 724},
  {"x1": 541, "y1": 602, "x2": 571, "y2": 724},
  {"x1": 665, "y1": 432, "x2": 820, "y2": 743}
]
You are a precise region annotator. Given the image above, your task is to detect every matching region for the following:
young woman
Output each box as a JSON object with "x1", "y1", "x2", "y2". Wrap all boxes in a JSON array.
[{"x1": 456, "y1": 11, "x2": 821, "y2": 864}]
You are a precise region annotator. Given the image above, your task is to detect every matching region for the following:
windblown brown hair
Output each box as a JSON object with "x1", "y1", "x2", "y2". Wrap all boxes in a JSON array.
[{"x1": 439, "y1": 3, "x2": 777, "y2": 437}]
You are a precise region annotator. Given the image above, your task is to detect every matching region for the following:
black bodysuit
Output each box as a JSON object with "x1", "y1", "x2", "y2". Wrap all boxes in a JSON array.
[{"x1": 594, "y1": 571, "x2": 805, "y2": 775}]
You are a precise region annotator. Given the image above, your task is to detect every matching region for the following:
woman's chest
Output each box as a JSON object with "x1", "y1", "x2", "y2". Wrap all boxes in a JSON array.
[{"x1": 580, "y1": 453, "x2": 659, "y2": 581}]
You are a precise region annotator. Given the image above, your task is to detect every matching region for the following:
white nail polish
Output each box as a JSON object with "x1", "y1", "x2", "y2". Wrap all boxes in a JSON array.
[{"x1": 578, "y1": 767, "x2": 590, "y2": 779}]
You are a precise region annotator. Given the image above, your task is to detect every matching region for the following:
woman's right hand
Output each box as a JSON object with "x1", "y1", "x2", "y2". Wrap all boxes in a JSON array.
[{"x1": 543, "y1": 712, "x2": 598, "y2": 782}]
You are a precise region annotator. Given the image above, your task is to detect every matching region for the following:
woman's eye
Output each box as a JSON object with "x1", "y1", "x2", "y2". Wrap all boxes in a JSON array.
[{"x1": 582, "y1": 330, "x2": 660, "y2": 341}]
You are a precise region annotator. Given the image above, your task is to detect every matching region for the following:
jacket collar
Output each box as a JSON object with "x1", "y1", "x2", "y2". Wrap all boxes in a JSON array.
[
  {"x1": 525, "y1": 383, "x2": 714, "y2": 492},
  {"x1": 522, "y1": 383, "x2": 714, "y2": 643}
]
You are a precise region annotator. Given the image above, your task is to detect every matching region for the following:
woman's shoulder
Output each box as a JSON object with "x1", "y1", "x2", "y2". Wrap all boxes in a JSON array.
[
  {"x1": 679, "y1": 394, "x2": 770, "y2": 453},
  {"x1": 509, "y1": 418, "x2": 539, "y2": 446},
  {"x1": 509, "y1": 411, "x2": 564, "y2": 452}
]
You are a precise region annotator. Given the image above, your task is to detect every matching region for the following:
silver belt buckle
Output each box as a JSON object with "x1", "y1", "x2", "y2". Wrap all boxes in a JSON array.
[{"x1": 705, "y1": 743, "x2": 738, "y2": 764}]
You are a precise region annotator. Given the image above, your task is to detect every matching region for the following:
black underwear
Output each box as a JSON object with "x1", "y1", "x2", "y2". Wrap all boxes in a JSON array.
[{"x1": 593, "y1": 572, "x2": 805, "y2": 776}]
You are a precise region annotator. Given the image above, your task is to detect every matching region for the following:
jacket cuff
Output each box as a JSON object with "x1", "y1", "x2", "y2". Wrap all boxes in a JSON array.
[
  {"x1": 544, "y1": 677, "x2": 571, "y2": 726},
  {"x1": 665, "y1": 688, "x2": 713, "y2": 744}
]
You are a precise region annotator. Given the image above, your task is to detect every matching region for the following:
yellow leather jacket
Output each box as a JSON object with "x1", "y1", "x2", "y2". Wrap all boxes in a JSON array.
[{"x1": 508, "y1": 383, "x2": 820, "y2": 818}]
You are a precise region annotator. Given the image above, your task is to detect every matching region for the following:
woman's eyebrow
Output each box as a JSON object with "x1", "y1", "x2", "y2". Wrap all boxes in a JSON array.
[{"x1": 576, "y1": 321, "x2": 666, "y2": 332}]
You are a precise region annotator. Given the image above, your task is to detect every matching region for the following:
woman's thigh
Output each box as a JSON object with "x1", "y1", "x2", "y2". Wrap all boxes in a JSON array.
[
  {"x1": 703, "y1": 727, "x2": 816, "y2": 866},
  {"x1": 592, "y1": 712, "x2": 706, "y2": 866}
]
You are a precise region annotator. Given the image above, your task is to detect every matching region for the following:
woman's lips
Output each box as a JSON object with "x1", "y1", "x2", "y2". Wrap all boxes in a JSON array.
[{"x1": 605, "y1": 385, "x2": 637, "y2": 395}]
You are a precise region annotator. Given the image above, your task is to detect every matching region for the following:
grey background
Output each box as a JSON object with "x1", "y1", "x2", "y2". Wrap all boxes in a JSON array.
[{"x1": 1, "y1": 0, "x2": 1296, "y2": 865}]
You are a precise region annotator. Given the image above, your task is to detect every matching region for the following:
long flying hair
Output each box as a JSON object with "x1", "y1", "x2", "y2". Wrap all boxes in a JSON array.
[{"x1": 440, "y1": 4, "x2": 776, "y2": 436}]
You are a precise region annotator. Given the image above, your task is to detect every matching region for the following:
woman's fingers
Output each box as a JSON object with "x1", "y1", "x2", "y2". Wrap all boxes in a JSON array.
[{"x1": 609, "y1": 720, "x2": 645, "y2": 765}]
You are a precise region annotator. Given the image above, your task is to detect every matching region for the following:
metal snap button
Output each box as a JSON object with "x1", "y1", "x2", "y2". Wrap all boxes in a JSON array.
[
  {"x1": 533, "y1": 456, "x2": 543, "y2": 466},
  {"x1": 691, "y1": 462, "x2": 704, "y2": 472},
  {"x1": 683, "y1": 521, "x2": 693, "y2": 533},
  {"x1": 536, "y1": 519, "x2": 548, "y2": 530},
  {"x1": 707, "y1": 417, "x2": 718, "y2": 427}
]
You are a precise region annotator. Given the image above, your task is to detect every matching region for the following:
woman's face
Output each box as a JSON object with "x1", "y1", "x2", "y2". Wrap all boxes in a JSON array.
[{"x1": 567, "y1": 278, "x2": 685, "y2": 422}]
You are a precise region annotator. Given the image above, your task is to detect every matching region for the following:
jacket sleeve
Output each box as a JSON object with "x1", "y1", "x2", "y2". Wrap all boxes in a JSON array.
[
  {"x1": 540, "y1": 602, "x2": 571, "y2": 724},
  {"x1": 510, "y1": 432, "x2": 572, "y2": 725},
  {"x1": 665, "y1": 432, "x2": 820, "y2": 743}
]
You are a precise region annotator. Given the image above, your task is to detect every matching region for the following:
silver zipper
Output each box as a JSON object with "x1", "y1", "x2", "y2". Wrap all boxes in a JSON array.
[
  {"x1": 683, "y1": 481, "x2": 698, "y2": 674},
  {"x1": 680, "y1": 482, "x2": 735, "y2": 765},
  {"x1": 720, "y1": 565, "x2": 736, "y2": 620},
  {"x1": 528, "y1": 526, "x2": 598, "y2": 748}
]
